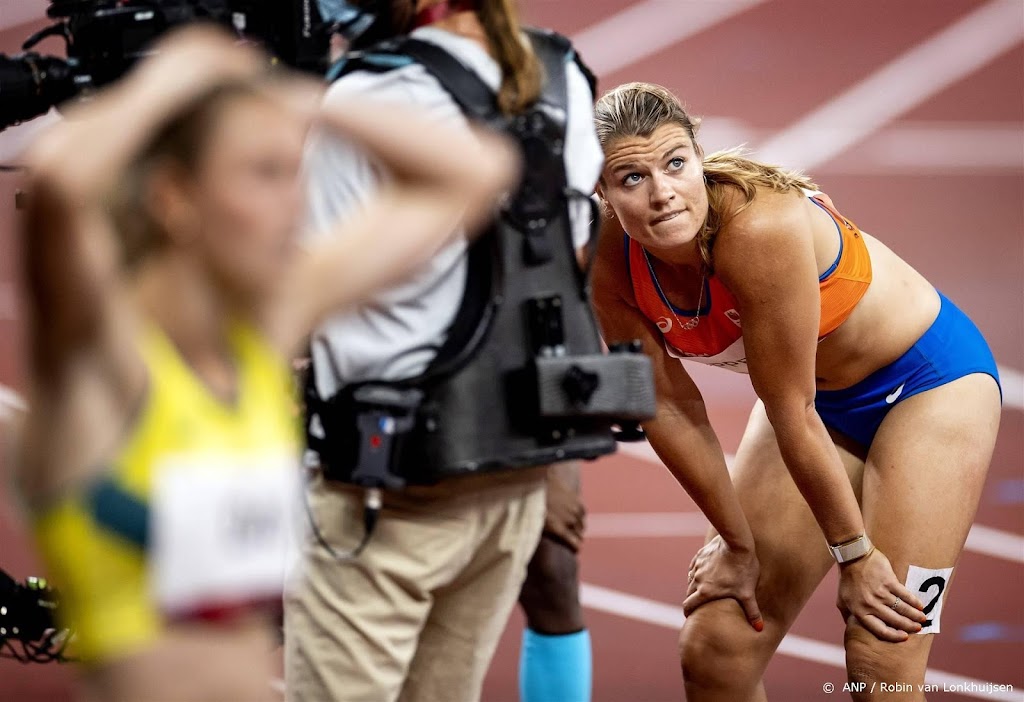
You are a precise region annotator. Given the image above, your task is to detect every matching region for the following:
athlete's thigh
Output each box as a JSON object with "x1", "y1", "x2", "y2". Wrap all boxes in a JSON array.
[
  {"x1": 729, "y1": 400, "x2": 866, "y2": 629},
  {"x1": 858, "y1": 374, "x2": 1001, "y2": 653}
]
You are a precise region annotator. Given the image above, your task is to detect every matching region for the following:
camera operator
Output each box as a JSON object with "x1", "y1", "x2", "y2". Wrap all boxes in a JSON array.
[
  {"x1": 284, "y1": 2, "x2": 603, "y2": 701},
  {"x1": 16, "y1": 26, "x2": 517, "y2": 702}
]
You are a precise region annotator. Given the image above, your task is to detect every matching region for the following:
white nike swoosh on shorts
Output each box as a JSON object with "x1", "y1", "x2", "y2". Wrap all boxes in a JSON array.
[{"x1": 885, "y1": 383, "x2": 906, "y2": 404}]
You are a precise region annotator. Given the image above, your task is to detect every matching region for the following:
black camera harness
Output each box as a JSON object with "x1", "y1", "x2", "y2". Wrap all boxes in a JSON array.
[{"x1": 303, "y1": 29, "x2": 656, "y2": 560}]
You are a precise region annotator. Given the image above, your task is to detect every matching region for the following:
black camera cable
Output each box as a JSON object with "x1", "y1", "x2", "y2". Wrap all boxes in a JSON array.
[{"x1": 300, "y1": 453, "x2": 382, "y2": 561}]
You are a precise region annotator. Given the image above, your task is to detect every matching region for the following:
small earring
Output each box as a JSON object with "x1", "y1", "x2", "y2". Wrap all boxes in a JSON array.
[{"x1": 600, "y1": 199, "x2": 614, "y2": 219}]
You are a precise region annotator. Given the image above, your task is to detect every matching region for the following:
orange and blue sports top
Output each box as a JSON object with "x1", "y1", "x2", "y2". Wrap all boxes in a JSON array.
[{"x1": 626, "y1": 191, "x2": 872, "y2": 374}]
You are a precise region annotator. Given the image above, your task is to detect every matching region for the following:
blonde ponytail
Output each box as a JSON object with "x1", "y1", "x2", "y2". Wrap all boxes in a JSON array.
[{"x1": 478, "y1": 0, "x2": 542, "y2": 114}]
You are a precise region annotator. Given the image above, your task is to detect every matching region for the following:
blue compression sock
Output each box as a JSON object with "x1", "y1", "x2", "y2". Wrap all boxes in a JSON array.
[{"x1": 519, "y1": 628, "x2": 592, "y2": 702}]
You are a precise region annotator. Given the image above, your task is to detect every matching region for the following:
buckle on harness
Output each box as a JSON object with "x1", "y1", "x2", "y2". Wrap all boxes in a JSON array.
[
  {"x1": 348, "y1": 385, "x2": 423, "y2": 490},
  {"x1": 315, "y1": 382, "x2": 419, "y2": 493}
]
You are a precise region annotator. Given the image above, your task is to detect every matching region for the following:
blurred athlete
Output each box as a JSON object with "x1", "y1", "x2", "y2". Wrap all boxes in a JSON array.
[
  {"x1": 589, "y1": 82, "x2": 1001, "y2": 702},
  {"x1": 17, "y1": 27, "x2": 516, "y2": 702}
]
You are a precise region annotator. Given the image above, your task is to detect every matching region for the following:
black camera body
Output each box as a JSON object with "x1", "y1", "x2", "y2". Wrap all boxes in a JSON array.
[
  {"x1": 0, "y1": 0, "x2": 333, "y2": 131},
  {"x1": 0, "y1": 568, "x2": 68, "y2": 663}
]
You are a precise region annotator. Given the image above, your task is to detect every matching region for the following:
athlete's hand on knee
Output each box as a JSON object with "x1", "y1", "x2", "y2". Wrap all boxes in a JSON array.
[
  {"x1": 683, "y1": 535, "x2": 764, "y2": 632},
  {"x1": 543, "y1": 474, "x2": 585, "y2": 552},
  {"x1": 837, "y1": 549, "x2": 927, "y2": 642}
]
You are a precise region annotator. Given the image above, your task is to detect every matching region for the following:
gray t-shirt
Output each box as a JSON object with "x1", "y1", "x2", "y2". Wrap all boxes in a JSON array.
[{"x1": 304, "y1": 27, "x2": 604, "y2": 398}]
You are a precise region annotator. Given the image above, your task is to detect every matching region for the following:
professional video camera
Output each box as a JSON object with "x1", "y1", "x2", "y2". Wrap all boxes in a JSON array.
[
  {"x1": 0, "y1": 567, "x2": 70, "y2": 663},
  {"x1": 0, "y1": 0, "x2": 340, "y2": 131}
]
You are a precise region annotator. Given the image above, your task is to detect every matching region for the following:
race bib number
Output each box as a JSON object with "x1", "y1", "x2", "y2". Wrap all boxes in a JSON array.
[
  {"x1": 150, "y1": 453, "x2": 302, "y2": 616},
  {"x1": 905, "y1": 565, "x2": 954, "y2": 635}
]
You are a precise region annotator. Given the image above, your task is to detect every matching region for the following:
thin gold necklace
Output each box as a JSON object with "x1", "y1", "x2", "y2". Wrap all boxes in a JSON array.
[{"x1": 643, "y1": 249, "x2": 706, "y2": 331}]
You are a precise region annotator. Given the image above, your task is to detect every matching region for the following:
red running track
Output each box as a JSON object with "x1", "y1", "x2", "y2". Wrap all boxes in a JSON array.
[{"x1": 1, "y1": 1, "x2": 1021, "y2": 700}]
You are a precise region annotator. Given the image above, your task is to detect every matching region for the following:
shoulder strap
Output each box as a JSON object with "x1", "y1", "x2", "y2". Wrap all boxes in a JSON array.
[
  {"x1": 573, "y1": 52, "x2": 597, "y2": 97},
  {"x1": 402, "y1": 30, "x2": 578, "y2": 123},
  {"x1": 325, "y1": 33, "x2": 580, "y2": 383},
  {"x1": 418, "y1": 227, "x2": 500, "y2": 382},
  {"x1": 525, "y1": 27, "x2": 597, "y2": 102},
  {"x1": 332, "y1": 30, "x2": 583, "y2": 119},
  {"x1": 524, "y1": 28, "x2": 568, "y2": 113},
  {"x1": 397, "y1": 38, "x2": 502, "y2": 125},
  {"x1": 326, "y1": 40, "x2": 415, "y2": 83}
]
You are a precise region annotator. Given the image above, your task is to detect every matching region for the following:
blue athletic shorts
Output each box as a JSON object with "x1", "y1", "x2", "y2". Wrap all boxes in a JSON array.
[{"x1": 815, "y1": 292, "x2": 1001, "y2": 447}]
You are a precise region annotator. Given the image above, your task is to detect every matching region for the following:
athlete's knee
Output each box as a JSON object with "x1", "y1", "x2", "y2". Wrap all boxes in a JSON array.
[
  {"x1": 522, "y1": 536, "x2": 580, "y2": 600},
  {"x1": 678, "y1": 601, "x2": 767, "y2": 688},
  {"x1": 844, "y1": 631, "x2": 888, "y2": 696},
  {"x1": 519, "y1": 537, "x2": 583, "y2": 633},
  {"x1": 845, "y1": 620, "x2": 928, "y2": 700},
  {"x1": 678, "y1": 614, "x2": 725, "y2": 685}
]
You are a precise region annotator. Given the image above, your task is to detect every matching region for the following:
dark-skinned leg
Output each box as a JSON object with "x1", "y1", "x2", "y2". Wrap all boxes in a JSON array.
[{"x1": 518, "y1": 462, "x2": 590, "y2": 702}]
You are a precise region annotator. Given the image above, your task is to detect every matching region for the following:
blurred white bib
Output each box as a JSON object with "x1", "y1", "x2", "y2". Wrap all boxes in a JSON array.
[{"x1": 150, "y1": 452, "x2": 301, "y2": 616}]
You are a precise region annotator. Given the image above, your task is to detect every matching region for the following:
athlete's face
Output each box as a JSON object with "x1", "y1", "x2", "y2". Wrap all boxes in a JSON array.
[
  {"x1": 188, "y1": 95, "x2": 305, "y2": 303},
  {"x1": 599, "y1": 124, "x2": 708, "y2": 256}
]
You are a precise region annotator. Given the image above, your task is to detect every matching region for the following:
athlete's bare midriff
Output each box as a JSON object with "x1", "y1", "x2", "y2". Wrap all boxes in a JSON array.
[{"x1": 814, "y1": 232, "x2": 940, "y2": 390}]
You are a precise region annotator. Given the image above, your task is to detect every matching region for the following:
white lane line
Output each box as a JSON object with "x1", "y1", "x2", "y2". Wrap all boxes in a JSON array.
[
  {"x1": 998, "y1": 366, "x2": 1024, "y2": 412},
  {"x1": 612, "y1": 443, "x2": 1024, "y2": 565},
  {"x1": 580, "y1": 583, "x2": 1024, "y2": 702},
  {"x1": 698, "y1": 119, "x2": 1024, "y2": 173},
  {"x1": 0, "y1": 383, "x2": 26, "y2": 423},
  {"x1": 586, "y1": 511, "x2": 1024, "y2": 566},
  {"x1": 852, "y1": 123, "x2": 1024, "y2": 173},
  {"x1": 617, "y1": 439, "x2": 732, "y2": 466},
  {"x1": 966, "y1": 524, "x2": 1024, "y2": 564},
  {"x1": 756, "y1": 0, "x2": 1024, "y2": 171},
  {"x1": 269, "y1": 586, "x2": 1024, "y2": 700},
  {"x1": 587, "y1": 511, "x2": 710, "y2": 538},
  {"x1": 572, "y1": 0, "x2": 767, "y2": 77}
]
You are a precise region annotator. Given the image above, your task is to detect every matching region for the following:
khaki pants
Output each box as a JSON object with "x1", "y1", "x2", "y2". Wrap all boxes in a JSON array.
[{"x1": 284, "y1": 468, "x2": 546, "y2": 702}]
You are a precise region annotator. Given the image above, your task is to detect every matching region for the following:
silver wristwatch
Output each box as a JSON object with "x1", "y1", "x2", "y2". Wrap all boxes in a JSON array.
[{"x1": 828, "y1": 534, "x2": 874, "y2": 564}]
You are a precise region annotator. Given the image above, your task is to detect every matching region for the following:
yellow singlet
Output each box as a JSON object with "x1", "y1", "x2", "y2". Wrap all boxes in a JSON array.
[{"x1": 33, "y1": 321, "x2": 300, "y2": 663}]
